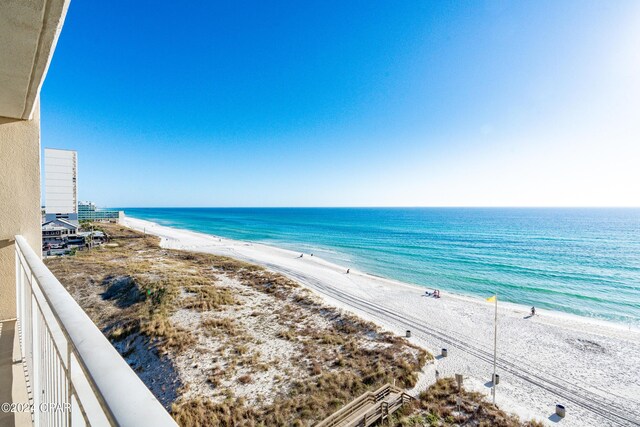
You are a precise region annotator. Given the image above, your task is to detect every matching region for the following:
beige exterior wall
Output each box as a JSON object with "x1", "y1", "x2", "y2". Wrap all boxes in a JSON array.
[
  {"x1": 0, "y1": 0, "x2": 71, "y2": 120},
  {"x1": 0, "y1": 102, "x2": 42, "y2": 321}
]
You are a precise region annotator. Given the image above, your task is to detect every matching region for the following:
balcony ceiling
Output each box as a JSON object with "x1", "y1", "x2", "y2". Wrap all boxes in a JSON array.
[{"x1": 0, "y1": 0, "x2": 70, "y2": 120}]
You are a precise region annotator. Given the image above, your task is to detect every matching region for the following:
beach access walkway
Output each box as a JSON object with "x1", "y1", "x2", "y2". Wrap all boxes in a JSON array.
[{"x1": 316, "y1": 383, "x2": 413, "y2": 427}]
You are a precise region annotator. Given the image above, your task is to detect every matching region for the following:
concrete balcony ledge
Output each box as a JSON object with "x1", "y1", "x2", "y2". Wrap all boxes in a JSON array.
[
  {"x1": 0, "y1": 319, "x2": 31, "y2": 427},
  {"x1": 0, "y1": 0, "x2": 71, "y2": 120},
  {"x1": 13, "y1": 235, "x2": 177, "y2": 426}
]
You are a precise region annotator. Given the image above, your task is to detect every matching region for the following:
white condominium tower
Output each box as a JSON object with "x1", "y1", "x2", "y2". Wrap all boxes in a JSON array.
[{"x1": 44, "y1": 148, "x2": 78, "y2": 221}]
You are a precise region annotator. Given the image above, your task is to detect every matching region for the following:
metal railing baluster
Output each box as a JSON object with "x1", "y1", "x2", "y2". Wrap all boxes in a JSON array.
[{"x1": 14, "y1": 236, "x2": 177, "y2": 427}]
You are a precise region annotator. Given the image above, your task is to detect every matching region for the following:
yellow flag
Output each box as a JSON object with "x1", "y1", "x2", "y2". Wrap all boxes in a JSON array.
[{"x1": 486, "y1": 295, "x2": 496, "y2": 303}]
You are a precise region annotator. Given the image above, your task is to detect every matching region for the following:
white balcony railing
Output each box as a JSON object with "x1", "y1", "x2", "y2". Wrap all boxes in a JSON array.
[{"x1": 14, "y1": 235, "x2": 177, "y2": 427}]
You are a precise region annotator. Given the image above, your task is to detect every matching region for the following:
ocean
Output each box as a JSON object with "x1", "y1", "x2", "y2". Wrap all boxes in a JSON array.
[{"x1": 122, "y1": 207, "x2": 640, "y2": 325}]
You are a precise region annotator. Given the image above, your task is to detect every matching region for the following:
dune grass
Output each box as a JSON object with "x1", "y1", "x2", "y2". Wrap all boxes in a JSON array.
[
  {"x1": 46, "y1": 223, "x2": 430, "y2": 426},
  {"x1": 392, "y1": 378, "x2": 544, "y2": 427}
]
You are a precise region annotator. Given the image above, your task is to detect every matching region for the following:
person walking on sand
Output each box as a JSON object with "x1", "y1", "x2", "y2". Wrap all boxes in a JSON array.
[
  {"x1": 531, "y1": 306, "x2": 536, "y2": 316},
  {"x1": 346, "y1": 268, "x2": 350, "y2": 274}
]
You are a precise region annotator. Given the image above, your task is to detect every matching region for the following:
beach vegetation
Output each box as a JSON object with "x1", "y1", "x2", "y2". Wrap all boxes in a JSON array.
[
  {"x1": 45, "y1": 222, "x2": 430, "y2": 426},
  {"x1": 392, "y1": 378, "x2": 544, "y2": 427}
]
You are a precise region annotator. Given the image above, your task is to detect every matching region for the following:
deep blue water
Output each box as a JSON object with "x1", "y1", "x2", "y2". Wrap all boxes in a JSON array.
[{"x1": 121, "y1": 208, "x2": 640, "y2": 325}]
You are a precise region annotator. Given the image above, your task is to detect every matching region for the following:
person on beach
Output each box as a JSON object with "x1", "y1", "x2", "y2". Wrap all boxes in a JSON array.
[
  {"x1": 346, "y1": 268, "x2": 350, "y2": 274},
  {"x1": 299, "y1": 253, "x2": 304, "y2": 258},
  {"x1": 531, "y1": 306, "x2": 536, "y2": 316}
]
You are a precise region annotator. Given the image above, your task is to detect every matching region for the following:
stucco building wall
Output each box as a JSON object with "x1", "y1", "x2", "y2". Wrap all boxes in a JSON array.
[{"x1": 0, "y1": 103, "x2": 42, "y2": 320}]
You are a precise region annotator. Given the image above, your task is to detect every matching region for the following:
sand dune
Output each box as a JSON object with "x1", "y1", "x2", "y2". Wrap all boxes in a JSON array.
[{"x1": 123, "y1": 216, "x2": 640, "y2": 426}]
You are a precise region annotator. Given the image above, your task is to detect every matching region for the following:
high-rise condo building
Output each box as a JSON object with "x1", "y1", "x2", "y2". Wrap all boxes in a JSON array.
[{"x1": 44, "y1": 148, "x2": 78, "y2": 222}]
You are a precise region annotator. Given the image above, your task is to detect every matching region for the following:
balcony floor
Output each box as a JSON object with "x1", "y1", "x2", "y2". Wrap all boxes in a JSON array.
[{"x1": 0, "y1": 319, "x2": 31, "y2": 427}]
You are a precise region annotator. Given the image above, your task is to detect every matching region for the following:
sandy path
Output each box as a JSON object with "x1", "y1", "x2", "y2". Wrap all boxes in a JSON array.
[{"x1": 123, "y1": 216, "x2": 640, "y2": 426}]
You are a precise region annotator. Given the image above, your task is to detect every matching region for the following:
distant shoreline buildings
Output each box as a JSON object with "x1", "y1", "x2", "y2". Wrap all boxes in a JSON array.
[
  {"x1": 42, "y1": 148, "x2": 122, "y2": 255},
  {"x1": 78, "y1": 201, "x2": 123, "y2": 222}
]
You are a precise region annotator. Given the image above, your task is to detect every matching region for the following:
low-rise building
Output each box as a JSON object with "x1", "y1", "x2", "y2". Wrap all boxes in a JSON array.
[
  {"x1": 77, "y1": 230, "x2": 106, "y2": 244},
  {"x1": 42, "y1": 218, "x2": 79, "y2": 247},
  {"x1": 42, "y1": 216, "x2": 110, "y2": 256},
  {"x1": 78, "y1": 201, "x2": 122, "y2": 222}
]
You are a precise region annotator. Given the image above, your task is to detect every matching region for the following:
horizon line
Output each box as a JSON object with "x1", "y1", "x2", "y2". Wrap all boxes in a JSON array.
[{"x1": 111, "y1": 205, "x2": 640, "y2": 209}]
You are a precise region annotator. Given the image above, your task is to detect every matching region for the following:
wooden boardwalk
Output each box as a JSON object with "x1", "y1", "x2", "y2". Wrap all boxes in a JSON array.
[{"x1": 316, "y1": 383, "x2": 414, "y2": 427}]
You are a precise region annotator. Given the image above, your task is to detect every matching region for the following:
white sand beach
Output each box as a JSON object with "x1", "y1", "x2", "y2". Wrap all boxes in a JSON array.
[{"x1": 123, "y1": 216, "x2": 640, "y2": 426}]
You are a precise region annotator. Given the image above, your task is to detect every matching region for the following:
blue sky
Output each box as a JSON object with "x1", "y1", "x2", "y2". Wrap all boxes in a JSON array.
[{"x1": 41, "y1": 0, "x2": 640, "y2": 207}]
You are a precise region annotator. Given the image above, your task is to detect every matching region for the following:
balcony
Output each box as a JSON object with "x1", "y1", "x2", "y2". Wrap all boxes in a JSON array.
[
  {"x1": 1, "y1": 236, "x2": 177, "y2": 427},
  {"x1": 0, "y1": 1, "x2": 173, "y2": 423}
]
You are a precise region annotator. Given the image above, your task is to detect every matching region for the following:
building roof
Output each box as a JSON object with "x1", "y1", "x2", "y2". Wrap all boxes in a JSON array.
[
  {"x1": 77, "y1": 231, "x2": 105, "y2": 238},
  {"x1": 42, "y1": 218, "x2": 78, "y2": 230}
]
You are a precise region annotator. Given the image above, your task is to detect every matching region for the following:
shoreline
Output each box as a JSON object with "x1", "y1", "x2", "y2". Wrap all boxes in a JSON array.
[
  {"x1": 122, "y1": 215, "x2": 640, "y2": 426},
  {"x1": 124, "y1": 216, "x2": 635, "y2": 333}
]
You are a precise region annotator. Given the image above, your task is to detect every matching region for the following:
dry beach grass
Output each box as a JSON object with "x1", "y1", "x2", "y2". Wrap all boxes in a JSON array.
[
  {"x1": 392, "y1": 378, "x2": 544, "y2": 427},
  {"x1": 45, "y1": 223, "x2": 430, "y2": 425},
  {"x1": 121, "y1": 216, "x2": 640, "y2": 426}
]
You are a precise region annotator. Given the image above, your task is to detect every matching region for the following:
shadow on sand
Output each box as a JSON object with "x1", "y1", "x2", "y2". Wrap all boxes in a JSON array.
[{"x1": 548, "y1": 414, "x2": 563, "y2": 423}]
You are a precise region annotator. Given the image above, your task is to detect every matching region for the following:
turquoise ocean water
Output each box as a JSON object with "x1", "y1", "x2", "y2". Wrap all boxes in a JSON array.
[{"x1": 122, "y1": 208, "x2": 640, "y2": 325}]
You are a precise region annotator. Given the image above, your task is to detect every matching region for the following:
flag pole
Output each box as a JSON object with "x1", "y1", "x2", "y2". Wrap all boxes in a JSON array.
[{"x1": 492, "y1": 293, "x2": 498, "y2": 404}]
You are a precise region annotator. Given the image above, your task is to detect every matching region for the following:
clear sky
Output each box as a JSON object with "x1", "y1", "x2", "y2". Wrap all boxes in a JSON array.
[{"x1": 41, "y1": 0, "x2": 640, "y2": 207}]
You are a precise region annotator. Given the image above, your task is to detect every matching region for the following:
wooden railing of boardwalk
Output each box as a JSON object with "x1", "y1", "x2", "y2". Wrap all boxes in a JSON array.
[{"x1": 316, "y1": 383, "x2": 414, "y2": 427}]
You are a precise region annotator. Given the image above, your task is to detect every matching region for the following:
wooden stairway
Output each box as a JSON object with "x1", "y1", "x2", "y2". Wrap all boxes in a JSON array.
[{"x1": 316, "y1": 383, "x2": 414, "y2": 427}]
